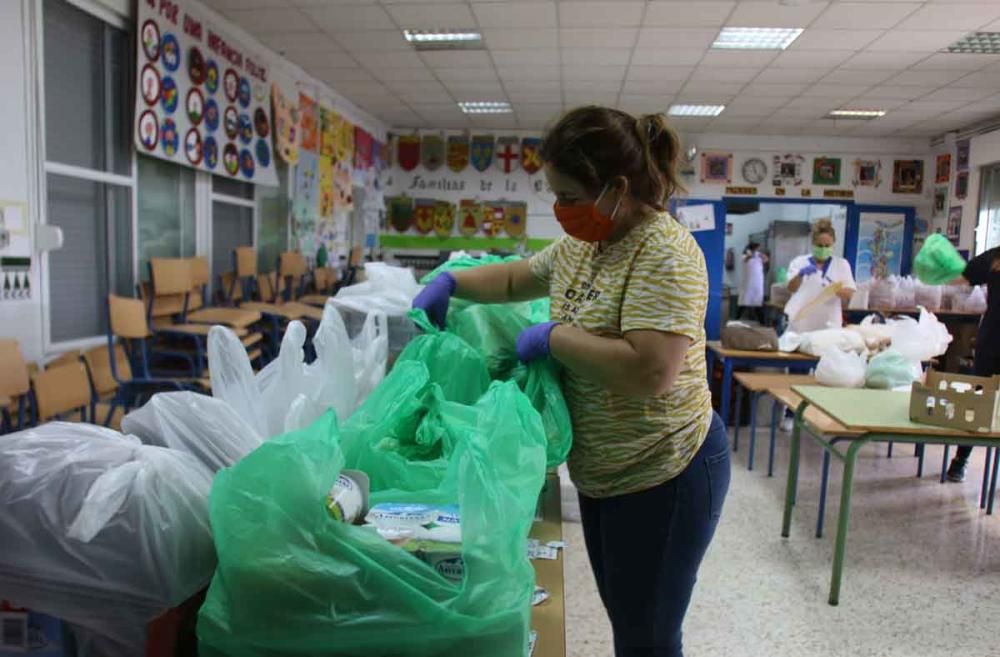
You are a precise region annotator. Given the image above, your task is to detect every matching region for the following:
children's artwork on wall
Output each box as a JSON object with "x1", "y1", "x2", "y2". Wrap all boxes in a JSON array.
[
  {"x1": 700, "y1": 152, "x2": 732, "y2": 184},
  {"x1": 458, "y1": 200, "x2": 483, "y2": 236},
  {"x1": 413, "y1": 199, "x2": 436, "y2": 234},
  {"x1": 956, "y1": 139, "x2": 970, "y2": 172},
  {"x1": 521, "y1": 138, "x2": 542, "y2": 175},
  {"x1": 495, "y1": 137, "x2": 520, "y2": 174},
  {"x1": 955, "y1": 171, "x2": 969, "y2": 199},
  {"x1": 470, "y1": 135, "x2": 494, "y2": 172},
  {"x1": 933, "y1": 186, "x2": 948, "y2": 217},
  {"x1": 421, "y1": 135, "x2": 445, "y2": 171},
  {"x1": 334, "y1": 160, "x2": 354, "y2": 212},
  {"x1": 812, "y1": 157, "x2": 841, "y2": 185},
  {"x1": 387, "y1": 196, "x2": 414, "y2": 232},
  {"x1": 935, "y1": 153, "x2": 951, "y2": 183},
  {"x1": 447, "y1": 135, "x2": 469, "y2": 173},
  {"x1": 892, "y1": 159, "x2": 923, "y2": 194},
  {"x1": 299, "y1": 94, "x2": 319, "y2": 153},
  {"x1": 854, "y1": 213, "x2": 905, "y2": 283},
  {"x1": 337, "y1": 118, "x2": 354, "y2": 165},
  {"x1": 851, "y1": 159, "x2": 882, "y2": 188},
  {"x1": 505, "y1": 201, "x2": 528, "y2": 237},
  {"x1": 354, "y1": 127, "x2": 373, "y2": 171},
  {"x1": 482, "y1": 203, "x2": 506, "y2": 236},
  {"x1": 292, "y1": 150, "x2": 319, "y2": 225},
  {"x1": 397, "y1": 135, "x2": 420, "y2": 172},
  {"x1": 433, "y1": 201, "x2": 455, "y2": 237},
  {"x1": 947, "y1": 206, "x2": 962, "y2": 244},
  {"x1": 319, "y1": 106, "x2": 339, "y2": 159},
  {"x1": 318, "y1": 156, "x2": 334, "y2": 219},
  {"x1": 773, "y1": 154, "x2": 805, "y2": 187},
  {"x1": 272, "y1": 84, "x2": 300, "y2": 165}
]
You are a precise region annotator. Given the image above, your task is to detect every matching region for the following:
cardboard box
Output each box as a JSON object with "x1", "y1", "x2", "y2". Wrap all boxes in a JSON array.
[{"x1": 909, "y1": 369, "x2": 1000, "y2": 433}]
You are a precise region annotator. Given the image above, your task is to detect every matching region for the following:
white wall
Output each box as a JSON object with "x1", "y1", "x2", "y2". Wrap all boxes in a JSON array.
[{"x1": 968, "y1": 128, "x2": 1000, "y2": 254}]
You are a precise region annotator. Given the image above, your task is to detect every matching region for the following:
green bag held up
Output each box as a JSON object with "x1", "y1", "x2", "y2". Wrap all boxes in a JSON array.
[
  {"x1": 450, "y1": 304, "x2": 573, "y2": 467},
  {"x1": 914, "y1": 233, "x2": 967, "y2": 285},
  {"x1": 198, "y1": 383, "x2": 548, "y2": 657},
  {"x1": 396, "y1": 309, "x2": 491, "y2": 406}
]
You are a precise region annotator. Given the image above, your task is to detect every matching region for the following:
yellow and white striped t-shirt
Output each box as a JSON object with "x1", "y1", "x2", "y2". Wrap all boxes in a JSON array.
[{"x1": 530, "y1": 213, "x2": 713, "y2": 498}]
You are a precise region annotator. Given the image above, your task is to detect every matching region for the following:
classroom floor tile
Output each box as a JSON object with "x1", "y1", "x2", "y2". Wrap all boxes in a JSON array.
[{"x1": 561, "y1": 428, "x2": 1000, "y2": 657}]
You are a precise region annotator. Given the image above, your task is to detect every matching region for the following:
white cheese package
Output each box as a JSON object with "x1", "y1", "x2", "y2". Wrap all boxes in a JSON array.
[{"x1": 364, "y1": 503, "x2": 464, "y2": 583}]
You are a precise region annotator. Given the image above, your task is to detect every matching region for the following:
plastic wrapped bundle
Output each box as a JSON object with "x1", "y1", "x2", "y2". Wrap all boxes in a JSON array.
[
  {"x1": 894, "y1": 277, "x2": 916, "y2": 309},
  {"x1": 0, "y1": 423, "x2": 215, "y2": 657},
  {"x1": 913, "y1": 282, "x2": 943, "y2": 310},
  {"x1": 914, "y1": 234, "x2": 967, "y2": 285},
  {"x1": 865, "y1": 349, "x2": 922, "y2": 389},
  {"x1": 868, "y1": 278, "x2": 896, "y2": 310}
]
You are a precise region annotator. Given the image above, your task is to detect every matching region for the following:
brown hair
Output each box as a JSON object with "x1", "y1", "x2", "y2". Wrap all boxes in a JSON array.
[
  {"x1": 812, "y1": 219, "x2": 836, "y2": 242},
  {"x1": 540, "y1": 106, "x2": 683, "y2": 210}
]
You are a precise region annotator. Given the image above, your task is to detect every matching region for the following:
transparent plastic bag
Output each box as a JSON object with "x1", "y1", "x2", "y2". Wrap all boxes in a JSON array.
[
  {"x1": 352, "y1": 309, "x2": 389, "y2": 406},
  {"x1": 960, "y1": 286, "x2": 988, "y2": 314},
  {"x1": 0, "y1": 423, "x2": 215, "y2": 657},
  {"x1": 815, "y1": 348, "x2": 867, "y2": 388},
  {"x1": 333, "y1": 263, "x2": 421, "y2": 317},
  {"x1": 865, "y1": 349, "x2": 922, "y2": 390},
  {"x1": 913, "y1": 282, "x2": 942, "y2": 310},
  {"x1": 891, "y1": 308, "x2": 953, "y2": 362}
]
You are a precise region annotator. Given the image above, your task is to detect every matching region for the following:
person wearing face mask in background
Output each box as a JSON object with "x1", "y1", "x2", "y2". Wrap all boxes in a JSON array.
[
  {"x1": 784, "y1": 219, "x2": 856, "y2": 332},
  {"x1": 738, "y1": 241, "x2": 768, "y2": 323},
  {"x1": 413, "y1": 106, "x2": 730, "y2": 657}
]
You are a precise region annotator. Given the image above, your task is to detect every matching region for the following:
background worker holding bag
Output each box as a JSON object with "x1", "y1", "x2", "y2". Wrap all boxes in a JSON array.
[
  {"x1": 915, "y1": 235, "x2": 1000, "y2": 482},
  {"x1": 414, "y1": 105, "x2": 730, "y2": 657},
  {"x1": 785, "y1": 219, "x2": 857, "y2": 332}
]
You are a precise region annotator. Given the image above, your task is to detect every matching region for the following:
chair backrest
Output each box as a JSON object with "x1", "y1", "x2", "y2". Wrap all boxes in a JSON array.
[
  {"x1": 32, "y1": 362, "x2": 92, "y2": 422},
  {"x1": 108, "y1": 295, "x2": 152, "y2": 339},
  {"x1": 257, "y1": 272, "x2": 286, "y2": 303},
  {"x1": 279, "y1": 252, "x2": 307, "y2": 278},
  {"x1": 0, "y1": 339, "x2": 31, "y2": 399},
  {"x1": 83, "y1": 343, "x2": 132, "y2": 397},
  {"x1": 46, "y1": 350, "x2": 81, "y2": 370},
  {"x1": 349, "y1": 245, "x2": 363, "y2": 267},
  {"x1": 149, "y1": 258, "x2": 194, "y2": 296},
  {"x1": 313, "y1": 267, "x2": 337, "y2": 292},
  {"x1": 221, "y1": 271, "x2": 242, "y2": 302},
  {"x1": 235, "y1": 246, "x2": 257, "y2": 279}
]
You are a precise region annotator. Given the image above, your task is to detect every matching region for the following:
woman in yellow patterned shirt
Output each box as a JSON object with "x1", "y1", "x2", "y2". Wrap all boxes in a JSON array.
[{"x1": 413, "y1": 106, "x2": 730, "y2": 657}]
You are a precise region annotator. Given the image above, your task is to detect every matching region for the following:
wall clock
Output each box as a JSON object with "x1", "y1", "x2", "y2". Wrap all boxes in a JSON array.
[{"x1": 742, "y1": 157, "x2": 767, "y2": 184}]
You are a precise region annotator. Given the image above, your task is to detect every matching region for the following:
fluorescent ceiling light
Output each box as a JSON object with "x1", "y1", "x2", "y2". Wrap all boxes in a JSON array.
[
  {"x1": 459, "y1": 101, "x2": 512, "y2": 114},
  {"x1": 944, "y1": 32, "x2": 1000, "y2": 54},
  {"x1": 668, "y1": 104, "x2": 725, "y2": 117},
  {"x1": 712, "y1": 27, "x2": 804, "y2": 50},
  {"x1": 404, "y1": 30, "x2": 483, "y2": 51},
  {"x1": 827, "y1": 109, "x2": 887, "y2": 119}
]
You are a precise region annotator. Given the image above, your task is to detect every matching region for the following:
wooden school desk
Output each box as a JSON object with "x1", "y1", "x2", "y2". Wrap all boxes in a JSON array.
[
  {"x1": 531, "y1": 473, "x2": 566, "y2": 657},
  {"x1": 780, "y1": 385, "x2": 1000, "y2": 606},
  {"x1": 706, "y1": 341, "x2": 818, "y2": 428},
  {"x1": 731, "y1": 372, "x2": 817, "y2": 473}
]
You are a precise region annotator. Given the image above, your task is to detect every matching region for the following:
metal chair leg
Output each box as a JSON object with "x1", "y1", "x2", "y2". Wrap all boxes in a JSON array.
[
  {"x1": 940, "y1": 445, "x2": 951, "y2": 484},
  {"x1": 981, "y1": 447, "x2": 993, "y2": 510},
  {"x1": 748, "y1": 391, "x2": 759, "y2": 471},
  {"x1": 733, "y1": 382, "x2": 743, "y2": 452}
]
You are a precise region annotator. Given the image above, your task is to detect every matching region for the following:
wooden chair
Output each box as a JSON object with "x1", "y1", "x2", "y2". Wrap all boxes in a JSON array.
[
  {"x1": 45, "y1": 350, "x2": 82, "y2": 370},
  {"x1": 277, "y1": 251, "x2": 308, "y2": 302},
  {"x1": 0, "y1": 339, "x2": 32, "y2": 432},
  {"x1": 31, "y1": 362, "x2": 92, "y2": 424}
]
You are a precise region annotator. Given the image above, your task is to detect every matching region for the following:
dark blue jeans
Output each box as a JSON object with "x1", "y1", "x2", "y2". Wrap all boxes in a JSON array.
[{"x1": 578, "y1": 412, "x2": 730, "y2": 657}]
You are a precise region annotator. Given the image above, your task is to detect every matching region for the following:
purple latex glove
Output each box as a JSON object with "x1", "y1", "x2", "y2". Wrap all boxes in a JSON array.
[
  {"x1": 797, "y1": 264, "x2": 818, "y2": 278},
  {"x1": 516, "y1": 322, "x2": 560, "y2": 362},
  {"x1": 412, "y1": 273, "x2": 456, "y2": 328}
]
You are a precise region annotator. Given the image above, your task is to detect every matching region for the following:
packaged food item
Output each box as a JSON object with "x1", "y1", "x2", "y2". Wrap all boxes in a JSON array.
[
  {"x1": 324, "y1": 470, "x2": 370, "y2": 524},
  {"x1": 365, "y1": 502, "x2": 461, "y2": 543},
  {"x1": 397, "y1": 539, "x2": 464, "y2": 584}
]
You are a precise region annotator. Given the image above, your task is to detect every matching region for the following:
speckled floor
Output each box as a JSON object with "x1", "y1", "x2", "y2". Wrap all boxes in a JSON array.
[{"x1": 560, "y1": 423, "x2": 1000, "y2": 657}]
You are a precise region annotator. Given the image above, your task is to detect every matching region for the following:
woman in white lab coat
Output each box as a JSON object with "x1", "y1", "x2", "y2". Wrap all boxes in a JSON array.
[
  {"x1": 738, "y1": 241, "x2": 767, "y2": 323},
  {"x1": 785, "y1": 219, "x2": 856, "y2": 332}
]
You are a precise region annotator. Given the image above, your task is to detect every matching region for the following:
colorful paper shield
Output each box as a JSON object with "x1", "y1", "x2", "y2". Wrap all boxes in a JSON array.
[
  {"x1": 458, "y1": 200, "x2": 483, "y2": 237},
  {"x1": 414, "y1": 199, "x2": 436, "y2": 234},
  {"x1": 471, "y1": 135, "x2": 494, "y2": 172},
  {"x1": 447, "y1": 135, "x2": 470, "y2": 173},
  {"x1": 397, "y1": 135, "x2": 420, "y2": 172},
  {"x1": 433, "y1": 201, "x2": 456, "y2": 238},
  {"x1": 422, "y1": 134, "x2": 445, "y2": 171},
  {"x1": 482, "y1": 202, "x2": 507, "y2": 237},
  {"x1": 521, "y1": 138, "x2": 542, "y2": 175},
  {"x1": 504, "y1": 201, "x2": 527, "y2": 237},
  {"x1": 495, "y1": 137, "x2": 520, "y2": 174},
  {"x1": 387, "y1": 196, "x2": 414, "y2": 232}
]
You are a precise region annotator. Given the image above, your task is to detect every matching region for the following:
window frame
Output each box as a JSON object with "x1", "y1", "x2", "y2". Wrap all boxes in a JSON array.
[{"x1": 34, "y1": 0, "x2": 138, "y2": 352}]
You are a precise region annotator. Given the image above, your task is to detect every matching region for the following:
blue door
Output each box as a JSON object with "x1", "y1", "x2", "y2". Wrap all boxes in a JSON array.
[
  {"x1": 671, "y1": 199, "x2": 726, "y2": 340},
  {"x1": 845, "y1": 204, "x2": 916, "y2": 283}
]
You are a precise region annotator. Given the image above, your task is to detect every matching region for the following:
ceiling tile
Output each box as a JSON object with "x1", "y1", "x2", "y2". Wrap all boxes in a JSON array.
[
  {"x1": 800, "y1": 83, "x2": 872, "y2": 98},
  {"x1": 303, "y1": 4, "x2": 395, "y2": 30},
  {"x1": 787, "y1": 29, "x2": 883, "y2": 51},
  {"x1": 949, "y1": 70, "x2": 1000, "y2": 88},
  {"x1": 845, "y1": 95, "x2": 911, "y2": 110},
  {"x1": 559, "y1": 28, "x2": 638, "y2": 49},
  {"x1": 690, "y1": 67, "x2": 760, "y2": 82},
  {"x1": 561, "y1": 48, "x2": 632, "y2": 66},
  {"x1": 396, "y1": 88, "x2": 454, "y2": 103},
  {"x1": 673, "y1": 91, "x2": 735, "y2": 104},
  {"x1": 773, "y1": 106, "x2": 827, "y2": 120},
  {"x1": 708, "y1": 118, "x2": 763, "y2": 132},
  {"x1": 515, "y1": 103, "x2": 563, "y2": 120},
  {"x1": 681, "y1": 80, "x2": 745, "y2": 96},
  {"x1": 420, "y1": 50, "x2": 493, "y2": 68},
  {"x1": 384, "y1": 3, "x2": 476, "y2": 29},
  {"x1": 755, "y1": 68, "x2": 831, "y2": 83},
  {"x1": 506, "y1": 89, "x2": 560, "y2": 103},
  {"x1": 505, "y1": 79, "x2": 561, "y2": 93},
  {"x1": 206, "y1": 0, "x2": 287, "y2": 9},
  {"x1": 627, "y1": 65, "x2": 694, "y2": 82},
  {"x1": 771, "y1": 50, "x2": 854, "y2": 69},
  {"x1": 622, "y1": 78, "x2": 684, "y2": 95},
  {"x1": 483, "y1": 28, "x2": 558, "y2": 50},
  {"x1": 891, "y1": 70, "x2": 966, "y2": 85},
  {"x1": 667, "y1": 117, "x2": 713, "y2": 132},
  {"x1": 258, "y1": 31, "x2": 342, "y2": 52},
  {"x1": 866, "y1": 31, "x2": 969, "y2": 53},
  {"x1": 726, "y1": 95, "x2": 791, "y2": 111},
  {"x1": 895, "y1": 3, "x2": 1000, "y2": 30},
  {"x1": 385, "y1": 79, "x2": 448, "y2": 94},
  {"x1": 741, "y1": 82, "x2": 810, "y2": 96},
  {"x1": 904, "y1": 99, "x2": 975, "y2": 112},
  {"x1": 866, "y1": 85, "x2": 940, "y2": 99},
  {"x1": 357, "y1": 52, "x2": 426, "y2": 68},
  {"x1": 444, "y1": 82, "x2": 507, "y2": 97},
  {"x1": 644, "y1": 1, "x2": 734, "y2": 27},
  {"x1": 331, "y1": 80, "x2": 393, "y2": 96},
  {"x1": 563, "y1": 90, "x2": 620, "y2": 105},
  {"x1": 282, "y1": 49, "x2": 357, "y2": 68},
  {"x1": 637, "y1": 28, "x2": 718, "y2": 50},
  {"x1": 630, "y1": 49, "x2": 705, "y2": 66},
  {"x1": 617, "y1": 94, "x2": 677, "y2": 114},
  {"x1": 336, "y1": 30, "x2": 411, "y2": 50},
  {"x1": 221, "y1": 8, "x2": 314, "y2": 32},
  {"x1": 812, "y1": 3, "x2": 922, "y2": 30},
  {"x1": 492, "y1": 49, "x2": 559, "y2": 67},
  {"x1": 497, "y1": 64, "x2": 561, "y2": 81},
  {"x1": 922, "y1": 86, "x2": 998, "y2": 102},
  {"x1": 370, "y1": 66, "x2": 437, "y2": 82},
  {"x1": 434, "y1": 66, "x2": 497, "y2": 81},
  {"x1": 559, "y1": 2, "x2": 645, "y2": 28},
  {"x1": 842, "y1": 51, "x2": 929, "y2": 69},
  {"x1": 910, "y1": 53, "x2": 999, "y2": 72},
  {"x1": 697, "y1": 50, "x2": 778, "y2": 69},
  {"x1": 783, "y1": 96, "x2": 843, "y2": 110},
  {"x1": 562, "y1": 79, "x2": 622, "y2": 92},
  {"x1": 472, "y1": 2, "x2": 557, "y2": 28},
  {"x1": 721, "y1": 105, "x2": 779, "y2": 118},
  {"x1": 311, "y1": 66, "x2": 375, "y2": 84},
  {"x1": 725, "y1": 0, "x2": 830, "y2": 28},
  {"x1": 821, "y1": 69, "x2": 896, "y2": 85},
  {"x1": 563, "y1": 64, "x2": 627, "y2": 80},
  {"x1": 470, "y1": 114, "x2": 519, "y2": 129}
]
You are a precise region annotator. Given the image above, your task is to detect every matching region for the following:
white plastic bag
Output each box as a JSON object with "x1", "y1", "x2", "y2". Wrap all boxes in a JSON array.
[
  {"x1": 332, "y1": 263, "x2": 420, "y2": 317},
  {"x1": 353, "y1": 310, "x2": 389, "y2": 405},
  {"x1": 122, "y1": 391, "x2": 263, "y2": 471},
  {"x1": 868, "y1": 278, "x2": 895, "y2": 309},
  {"x1": 208, "y1": 324, "x2": 268, "y2": 434},
  {"x1": 778, "y1": 330, "x2": 803, "y2": 352},
  {"x1": 894, "y1": 277, "x2": 916, "y2": 309},
  {"x1": 891, "y1": 307, "x2": 953, "y2": 362},
  {"x1": 783, "y1": 275, "x2": 832, "y2": 332},
  {"x1": 848, "y1": 280, "x2": 870, "y2": 310},
  {"x1": 0, "y1": 423, "x2": 215, "y2": 657},
  {"x1": 815, "y1": 348, "x2": 867, "y2": 388},
  {"x1": 914, "y1": 282, "x2": 942, "y2": 310},
  {"x1": 306, "y1": 301, "x2": 358, "y2": 420},
  {"x1": 960, "y1": 286, "x2": 988, "y2": 314},
  {"x1": 797, "y1": 328, "x2": 867, "y2": 357},
  {"x1": 865, "y1": 349, "x2": 922, "y2": 390}
]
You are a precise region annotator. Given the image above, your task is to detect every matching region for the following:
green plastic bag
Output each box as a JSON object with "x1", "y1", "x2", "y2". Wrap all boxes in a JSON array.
[
  {"x1": 864, "y1": 349, "x2": 922, "y2": 390},
  {"x1": 198, "y1": 383, "x2": 548, "y2": 657},
  {"x1": 450, "y1": 304, "x2": 573, "y2": 467},
  {"x1": 396, "y1": 310, "x2": 491, "y2": 405},
  {"x1": 775, "y1": 267, "x2": 788, "y2": 284},
  {"x1": 914, "y1": 234, "x2": 967, "y2": 285}
]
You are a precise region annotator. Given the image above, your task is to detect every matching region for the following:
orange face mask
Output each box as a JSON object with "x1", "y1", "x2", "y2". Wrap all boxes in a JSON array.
[{"x1": 553, "y1": 185, "x2": 622, "y2": 243}]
